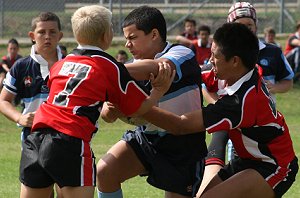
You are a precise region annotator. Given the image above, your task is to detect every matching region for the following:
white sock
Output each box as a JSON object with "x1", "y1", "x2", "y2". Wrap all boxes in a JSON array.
[{"x1": 97, "y1": 188, "x2": 123, "y2": 198}]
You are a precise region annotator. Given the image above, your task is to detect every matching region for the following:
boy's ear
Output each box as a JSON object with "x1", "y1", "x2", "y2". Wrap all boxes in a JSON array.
[
  {"x1": 151, "y1": 28, "x2": 160, "y2": 40},
  {"x1": 58, "y1": 32, "x2": 63, "y2": 41},
  {"x1": 232, "y1": 55, "x2": 241, "y2": 68},
  {"x1": 101, "y1": 29, "x2": 112, "y2": 50},
  {"x1": 28, "y1": 31, "x2": 35, "y2": 42}
]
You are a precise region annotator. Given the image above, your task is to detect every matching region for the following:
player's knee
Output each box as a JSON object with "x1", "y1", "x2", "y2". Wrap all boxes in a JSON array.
[
  {"x1": 96, "y1": 159, "x2": 119, "y2": 186},
  {"x1": 97, "y1": 160, "x2": 109, "y2": 180},
  {"x1": 96, "y1": 159, "x2": 124, "y2": 192}
]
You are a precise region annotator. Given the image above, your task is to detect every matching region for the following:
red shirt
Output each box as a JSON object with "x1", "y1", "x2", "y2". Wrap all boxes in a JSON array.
[
  {"x1": 284, "y1": 32, "x2": 299, "y2": 55},
  {"x1": 33, "y1": 48, "x2": 149, "y2": 142},
  {"x1": 181, "y1": 31, "x2": 198, "y2": 40},
  {"x1": 192, "y1": 39, "x2": 211, "y2": 65},
  {"x1": 202, "y1": 66, "x2": 295, "y2": 168}
]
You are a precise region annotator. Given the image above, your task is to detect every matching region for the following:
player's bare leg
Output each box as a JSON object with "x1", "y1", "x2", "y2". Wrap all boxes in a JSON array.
[
  {"x1": 165, "y1": 191, "x2": 190, "y2": 198},
  {"x1": 97, "y1": 140, "x2": 147, "y2": 193},
  {"x1": 200, "y1": 169, "x2": 275, "y2": 198},
  {"x1": 59, "y1": 186, "x2": 94, "y2": 198},
  {"x1": 20, "y1": 183, "x2": 53, "y2": 198},
  {"x1": 196, "y1": 164, "x2": 222, "y2": 197}
]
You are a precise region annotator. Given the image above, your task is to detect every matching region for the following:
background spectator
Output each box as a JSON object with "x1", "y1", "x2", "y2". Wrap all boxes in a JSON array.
[
  {"x1": 115, "y1": 49, "x2": 128, "y2": 64},
  {"x1": 175, "y1": 18, "x2": 198, "y2": 47},
  {"x1": 0, "y1": 38, "x2": 22, "y2": 90},
  {"x1": 59, "y1": 44, "x2": 68, "y2": 57},
  {"x1": 284, "y1": 21, "x2": 300, "y2": 82},
  {"x1": 263, "y1": 26, "x2": 281, "y2": 48}
]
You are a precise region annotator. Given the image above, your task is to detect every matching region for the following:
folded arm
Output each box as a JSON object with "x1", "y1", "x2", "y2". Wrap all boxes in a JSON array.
[
  {"x1": 101, "y1": 62, "x2": 175, "y2": 122},
  {"x1": 125, "y1": 58, "x2": 176, "y2": 81}
]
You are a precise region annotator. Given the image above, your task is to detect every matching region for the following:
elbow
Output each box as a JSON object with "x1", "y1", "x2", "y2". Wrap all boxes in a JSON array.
[
  {"x1": 100, "y1": 113, "x2": 117, "y2": 123},
  {"x1": 166, "y1": 116, "x2": 194, "y2": 135}
]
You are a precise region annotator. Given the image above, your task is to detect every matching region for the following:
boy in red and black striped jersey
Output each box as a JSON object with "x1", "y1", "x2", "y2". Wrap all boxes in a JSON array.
[
  {"x1": 19, "y1": 5, "x2": 174, "y2": 198},
  {"x1": 199, "y1": 2, "x2": 295, "y2": 195},
  {"x1": 143, "y1": 23, "x2": 298, "y2": 198}
]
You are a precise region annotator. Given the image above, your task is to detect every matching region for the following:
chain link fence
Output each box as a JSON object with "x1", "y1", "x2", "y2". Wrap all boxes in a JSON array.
[{"x1": 0, "y1": 0, "x2": 300, "y2": 42}]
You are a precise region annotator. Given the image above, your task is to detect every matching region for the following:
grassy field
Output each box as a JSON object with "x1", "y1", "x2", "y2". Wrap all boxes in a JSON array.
[
  {"x1": 0, "y1": 82, "x2": 300, "y2": 197},
  {"x1": 0, "y1": 41, "x2": 299, "y2": 197}
]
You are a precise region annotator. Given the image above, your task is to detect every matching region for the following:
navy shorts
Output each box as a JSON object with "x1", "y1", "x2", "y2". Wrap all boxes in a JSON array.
[
  {"x1": 122, "y1": 129, "x2": 207, "y2": 197},
  {"x1": 20, "y1": 128, "x2": 96, "y2": 188},
  {"x1": 218, "y1": 157, "x2": 298, "y2": 198}
]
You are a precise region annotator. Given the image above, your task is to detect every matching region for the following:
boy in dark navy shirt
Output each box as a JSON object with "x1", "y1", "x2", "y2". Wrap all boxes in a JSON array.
[{"x1": 0, "y1": 12, "x2": 63, "y2": 141}]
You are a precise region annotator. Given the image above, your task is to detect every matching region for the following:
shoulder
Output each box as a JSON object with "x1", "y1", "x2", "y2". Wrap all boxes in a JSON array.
[
  {"x1": 260, "y1": 43, "x2": 283, "y2": 55},
  {"x1": 14, "y1": 56, "x2": 34, "y2": 66},
  {"x1": 167, "y1": 43, "x2": 193, "y2": 54},
  {"x1": 10, "y1": 56, "x2": 35, "y2": 72},
  {"x1": 16, "y1": 54, "x2": 22, "y2": 59}
]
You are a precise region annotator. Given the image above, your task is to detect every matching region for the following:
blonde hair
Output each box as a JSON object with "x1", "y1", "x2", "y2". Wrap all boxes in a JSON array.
[{"x1": 71, "y1": 5, "x2": 112, "y2": 45}]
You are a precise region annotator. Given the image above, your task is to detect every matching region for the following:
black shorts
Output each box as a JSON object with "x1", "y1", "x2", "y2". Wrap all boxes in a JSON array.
[
  {"x1": 218, "y1": 157, "x2": 298, "y2": 198},
  {"x1": 20, "y1": 128, "x2": 96, "y2": 188},
  {"x1": 122, "y1": 129, "x2": 207, "y2": 197}
]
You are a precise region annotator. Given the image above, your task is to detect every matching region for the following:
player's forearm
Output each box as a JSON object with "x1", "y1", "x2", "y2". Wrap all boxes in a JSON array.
[
  {"x1": 271, "y1": 80, "x2": 293, "y2": 94},
  {"x1": 143, "y1": 106, "x2": 205, "y2": 135},
  {"x1": 131, "y1": 62, "x2": 175, "y2": 117},
  {"x1": 125, "y1": 60, "x2": 159, "y2": 81},
  {"x1": 2, "y1": 64, "x2": 10, "y2": 72},
  {"x1": 290, "y1": 39, "x2": 300, "y2": 47},
  {"x1": 0, "y1": 100, "x2": 22, "y2": 123},
  {"x1": 176, "y1": 35, "x2": 193, "y2": 46},
  {"x1": 130, "y1": 89, "x2": 163, "y2": 117},
  {"x1": 100, "y1": 107, "x2": 117, "y2": 123},
  {"x1": 202, "y1": 88, "x2": 218, "y2": 104}
]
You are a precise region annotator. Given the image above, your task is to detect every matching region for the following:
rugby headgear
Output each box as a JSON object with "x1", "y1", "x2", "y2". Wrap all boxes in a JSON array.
[{"x1": 227, "y1": 2, "x2": 257, "y2": 24}]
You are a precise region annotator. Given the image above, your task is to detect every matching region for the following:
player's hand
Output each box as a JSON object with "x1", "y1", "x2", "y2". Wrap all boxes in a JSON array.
[
  {"x1": 101, "y1": 102, "x2": 124, "y2": 123},
  {"x1": 150, "y1": 62, "x2": 175, "y2": 96},
  {"x1": 17, "y1": 112, "x2": 35, "y2": 127},
  {"x1": 265, "y1": 80, "x2": 275, "y2": 94}
]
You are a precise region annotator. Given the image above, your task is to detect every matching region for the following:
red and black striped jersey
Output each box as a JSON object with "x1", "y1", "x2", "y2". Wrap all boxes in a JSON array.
[
  {"x1": 32, "y1": 47, "x2": 149, "y2": 142},
  {"x1": 202, "y1": 67, "x2": 295, "y2": 168}
]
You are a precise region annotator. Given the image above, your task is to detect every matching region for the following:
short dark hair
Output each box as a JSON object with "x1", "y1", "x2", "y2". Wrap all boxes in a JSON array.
[
  {"x1": 122, "y1": 6, "x2": 167, "y2": 42},
  {"x1": 8, "y1": 38, "x2": 19, "y2": 47},
  {"x1": 213, "y1": 23, "x2": 259, "y2": 70},
  {"x1": 31, "y1": 12, "x2": 61, "y2": 31},
  {"x1": 117, "y1": 50, "x2": 128, "y2": 58},
  {"x1": 59, "y1": 44, "x2": 67, "y2": 51},
  {"x1": 198, "y1": 25, "x2": 211, "y2": 35},
  {"x1": 264, "y1": 27, "x2": 276, "y2": 35},
  {"x1": 184, "y1": 18, "x2": 196, "y2": 26}
]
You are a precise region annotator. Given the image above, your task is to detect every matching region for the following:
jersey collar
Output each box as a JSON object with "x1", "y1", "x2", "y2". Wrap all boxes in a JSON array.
[
  {"x1": 30, "y1": 45, "x2": 63, "y2": 80},
  {"x1": 132, "y1": 41, "x2": 171, "y2": 62},
  {"x1": 258, "y1": 39, "x2": 266, "y2": 50},
  {"x1": 154, "y1": 41, "x2": 172, "y2": 59},
  {"x1": 77, "y1": 44, "x2": 103, "y2": 51},
  {"x1": 197, "y1": 39, "x2": 211, "y2": 48},
  {"x1": 217, "y1": 69, "x2": 254, "y2": 96}
]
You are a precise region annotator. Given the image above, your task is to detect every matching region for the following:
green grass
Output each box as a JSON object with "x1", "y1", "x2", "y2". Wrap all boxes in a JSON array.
[{"x1": 0, "y1": 80, "x2": 300, "y2": 197}]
